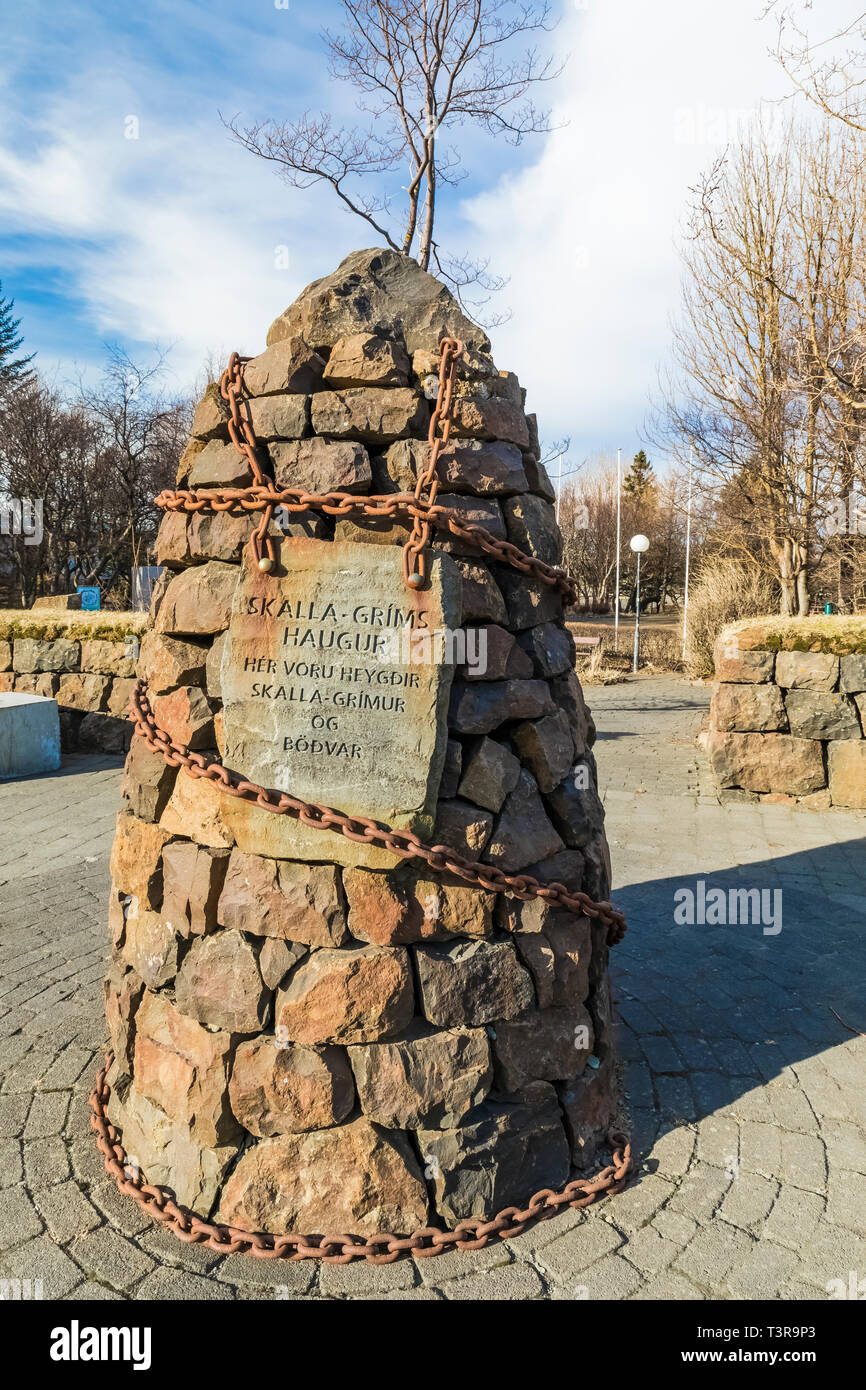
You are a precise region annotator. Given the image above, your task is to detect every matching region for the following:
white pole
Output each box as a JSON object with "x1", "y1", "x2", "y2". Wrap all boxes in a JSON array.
[
  {"x1": 682, "y1": 445, "x2": 693, "y2": 662},
  {"x1": 614, "y1": 448, "x2": 622, "y2": 649},
  {"x1": 556, "y1": 450, "x2": 563, "y2": 524},
  {"x1": 633, "y1": 550, "x2": 641, "y2": 673}
]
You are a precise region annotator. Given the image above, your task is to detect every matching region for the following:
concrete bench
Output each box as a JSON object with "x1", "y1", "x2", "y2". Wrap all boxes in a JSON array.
[{"x1": 0, "y1": 693, "x2": 61, "y2": 779}]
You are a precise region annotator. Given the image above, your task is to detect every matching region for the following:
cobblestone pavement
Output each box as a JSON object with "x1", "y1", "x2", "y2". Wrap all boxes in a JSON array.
[{"x1": 0, "y1": 677, "x2": 864, "y2": 1301}]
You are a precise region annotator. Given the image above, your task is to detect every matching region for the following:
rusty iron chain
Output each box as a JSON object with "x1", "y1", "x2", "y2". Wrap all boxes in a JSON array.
[
  {"x1": 403, "y1": 335, "x2": 461, "y2": 589},
  {"x1": 90, "y1": 1059, "x2": 631, "y2": 1263},
  {"x1": 165, "y1": 340, "x2": 578, "y2": 602},
  {"x1": 128, "y1": 681, "x2": 627, "y2": 946},
  {"x1": 107, "y1": 342, "x2": 631, "y2": 1261}
]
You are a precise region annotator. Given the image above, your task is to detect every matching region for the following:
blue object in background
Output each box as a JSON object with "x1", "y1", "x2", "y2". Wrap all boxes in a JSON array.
[
  {"x1": 77, "y1": 586, "x2": 101, "y2": 612},
  {"x1": 824, "y1": 602, "x2": 833, "y2": 615}
]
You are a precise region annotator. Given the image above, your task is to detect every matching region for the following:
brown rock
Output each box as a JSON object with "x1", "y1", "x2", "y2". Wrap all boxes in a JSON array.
[
  {"x1": 106, "y1": 1082, "x2": 239, "y2": 1216},
  {"x1": 348, "y1": 1023, "x2": 492, "y2": 1128},
  {"x1": 120, "y1": 901, "x2": 182, "y2": 989},
  {"x1": 266, "y1": 247, "x2": 488, "y2": 357},
  {"x1": 109, "y1": 811, "x2": 170, "y2": 907},
  {"x1": 177, "y1": 437, "x2": 205, "y2": 486},
  {"x1": 512, "y1": 710, "x2": 574, "y2": 793},
  {"x1": 248, "y1": 394, "x2": 309, "y2": 441},
  {"x1": 710, "y1": 682, "x2": 787, "y2": 732},
  {"x1": 187, "y1": 511, "x2": 259, "y2": 564},
  {"x1": 483, "y1": 769, "x2": 564, "y2": 872},
  {"x1": 492, "y1": 1004, "x2": 594, "y2": 1091},
  {"x1": 191, "y1": 382, "x2": 229, "y2": 440},
  {"x1": 559, "y1": 1051, "x2": 618, "y2": 1169},
  {"x1": 205, "y1": 631, "x2": 226, "y2": 702},
  {"x1": 0, "y1": 640, "x2": 12, "y2": 672},
  {"x1": 159, "y1": 771, "x2": 234, "y2": 849},
  {"x1": 414, "y1": 938, "x2": 534, "y2": 1027},
  {"x1": 188, "y1": 439, "x2": 255, "y2": 489},
  {"x1": 310, "y1": 386, "x2": 427, "y2": 446},
  {"x1": 122, "y1": 734, "x2": 177, "y2": 822},
  {"x1": 432, "y1": 799, "x2": 493, "y2": 857},
  {"x1": 258, "y1": 938, "x2": 308, "y2": 989},
  {"x1": 150, "y1": 686, "x2": 215, "y2": 749},
  {"x1": 712, "y1": 638, "x2": 775, "y2": 683},
  {"x1": 512, "y1": 914, "x2": 592, "y2": 1010},
  {"x1": 517, "y1": 622, "x2": 574, "y2": 678},
  {"x1": 269, "y1": 436, "x2": 372, "y2": 493},
  {"x1": 106, "y1": 678, "x2": 138, "y2": 719},
  {"x1": 449, "y1": 678, "x2": 555, "y2": 734},
  {"x1": 463, "y1": 624, "x2": 533, "y2": 681},
  {"x1": 218, "y1": 851, "x2": 347, "y2": 946},
  {"x1": 274, "y1": 945, "x2": 414, "y2": 1045},
  {"x1": 435, "y1": 440, "x2": 528, "y2": 495},
  {"x1": 78, "y1": 711, "x2": 132, "y2": 754},
  {"x1": 840, "y1": 654, "x2": 866, "y2": 693},
  {"x1": 14, "y1": 673, "x2": 59, "y2": 698},
  {"x1": 80, "y1": 639, "x2": 136, "y2": 677},
  {"x1": 432, "y1": 495, "x2": 506, "y2": 557},
  {"x1": 775, "y1": 650, "x2": 839, "y2": 690},
  {"x1": 229, "y1": 1036, "x2": 354, "y2": 1136},
  {"x1": 543, "y1": 769, "x2": 606, "y2": 850},
  {"x1": 457, "y1": 737, "x2": 521, "y2": 812},
  {"x1": 216, "y1": 1116, "x2": 429, "y2": 1235},
  {"x1": 495, "y1": 568, "x2": 563, "y2": 630},
  {"x1": 56, "y1": 673, "x2": 109, "y2": 712},
  {"x1": 161, "y1": 842, "x2": 229, "y2": 937},
  {"x1": 440, "y1": 738, "x2": 463, "y2": 797},
  {"x1": 502, "y1": 494, "x2": 561, "y2": 565},
  {"x1": 154, "y1": 562, "x2": 238, "y2": 638},
  {"x1": 138, "y1": 631, "x2": 208, "y2": 695},
  {"x1": 155, "y1": 510, "x2": 191, "y2": 567},
  {"x1": 12, "y1": 637, "x2": 80, "y2": 674},
  {"x1": 452, "y1": 560, "x2": 508, "y2": 624},
  {"x1": 175, "y1": 932, "x2": 269, "y2": 1034},
  {"x1": 707, "y1": 732, "x2": 825, "y2": 795},
  {"x1": 523, "y1": 454, "x2": 556, "y2": 501},
  {"x1": 828, "y1": 740, "x2": 866, "y2": 809},
  {"x1": 322, "y1": 333, "x2": 410, "y2": 388},
  {"x1": 450, "y1": 395, "x2": 529, "y2": 448},
  {"x1": 243, "y1": 336, "x2": 326, "y2": 396},
  {"x1": 550, "y1": 671, "x2": 594, "y2": 756},
  {"x1": 342, "y1": 866, "x2": 494, "y2": 945},
  {"x1": 784, "y1": 690, "x2": 861, "y2": 740},
  {"x1": 103, "y1": 962, "x2": 145, "y2": 1083},
  {"x1": 131, "y1": 989, "x2": 240, "y2": 1147},
  {"x1": 416, "y1": 1082, "x2": 569, "y2": 1224}
]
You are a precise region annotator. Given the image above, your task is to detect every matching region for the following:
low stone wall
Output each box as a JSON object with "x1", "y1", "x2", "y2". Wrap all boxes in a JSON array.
[
  {"x1": 0, "y1": 612, "x2": 149, "y2": 754},
  {"x1": 705, "y1": 617, "x2": 866, "y2": 809}
]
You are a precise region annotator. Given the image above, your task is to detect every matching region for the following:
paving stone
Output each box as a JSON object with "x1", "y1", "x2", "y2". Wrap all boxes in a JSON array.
[
  {"x1": 667, "y1": 1163, "x2": 732, "y2": 1222},
  {"x1": 762, "y1": 1186, "x2": 825, "y2": 1251},
  {"x1": 719, "y1": 1171, "x2": 778, "y2": 1232},
  {"x1": 133, "y1": 1267, "x2": 234, "y2": 1300},
  {"x1": 319, "y1": 1258, "x2": 420, "y2": 1297},
  {"x1": 0, "y1": 1233, "x2": 82, "y2": 1298},
  {"x1": 0, "y1": 1184, "x2": 43, "y2": 1249},
  {"x1": 23, "y1": 1090, "x2": 69, "y2": 1139},
  {"x1": 442, "y1": 1262, "x2": 546, "y2": 1300},
  {"x1": 674, "y1": 1223, "x2": 754, "y2": 1291},
  {"x1": 215, "y1": 1254, "x2": 316, "y2": 1294},
  {"x1": 69, "y1": 1225, "x2": 156, "y2": 1291},
  {"x1": 23, "y1": 1137, "x2": 71, "y2": 1187},
  {"x1": 724, "y1": 1239, "x2": 801, "y2": 1298},
  {"x1": 32, "y1": 1181, "x2": 101, "y2": 1244},
  {"x1": 535, "y1": 1218, "x2": 623, "y2": 1280},
  {"x1": 824, "y1": 1170, "x2": 866, "y2": 1235}
]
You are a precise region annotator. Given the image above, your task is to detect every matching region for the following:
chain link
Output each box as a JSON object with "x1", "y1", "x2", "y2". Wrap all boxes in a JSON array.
[
  {"x1": 128, "y1": 681, "x2": 626, "y2": 945},
  {"x1": 90, "y1": 1060, "x2": 631, "y2": 1263}
]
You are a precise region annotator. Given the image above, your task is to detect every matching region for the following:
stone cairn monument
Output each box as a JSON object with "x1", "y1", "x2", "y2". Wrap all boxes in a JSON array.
[{"x1": 93, "y1": 250, "x2": 629, "y2": 1261}]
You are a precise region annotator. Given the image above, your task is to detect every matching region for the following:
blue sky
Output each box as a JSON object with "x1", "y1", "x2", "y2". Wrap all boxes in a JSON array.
[{"x1": 0, "y1": 0, "x2": 853, "y2": 465}]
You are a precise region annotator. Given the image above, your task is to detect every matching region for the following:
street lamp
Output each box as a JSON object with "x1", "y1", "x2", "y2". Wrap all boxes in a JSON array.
[{"x1": 629, "y1": 534, "x2": 650, "y2": 673}]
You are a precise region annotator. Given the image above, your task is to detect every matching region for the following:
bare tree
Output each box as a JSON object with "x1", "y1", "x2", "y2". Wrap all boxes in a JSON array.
[
  {"x1": 767, "y1": 2, "x2": 866, "y2": 132},
  {"x1": 656, "y1": 117, "x2": 866, "y2": 615},
  {"x1": 226, "y1": 0, "x2": 560, "y2": 308}
]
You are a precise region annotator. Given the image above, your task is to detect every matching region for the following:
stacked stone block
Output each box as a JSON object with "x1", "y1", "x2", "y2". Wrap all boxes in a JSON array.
[
  {"x1": 0, "y1": 632, "x2": 139, "y2": 752},
  {"x1": 707, "y1": 620, "x2": 866, "y2": 808},
  {"x1": 104, "y1": 249, "x2": 619, "y2": 1237}
]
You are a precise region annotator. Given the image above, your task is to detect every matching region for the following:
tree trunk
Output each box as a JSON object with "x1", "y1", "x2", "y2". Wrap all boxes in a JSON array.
[{"x1": 418, "y1": 130, "x2": 435, "y2": 271}]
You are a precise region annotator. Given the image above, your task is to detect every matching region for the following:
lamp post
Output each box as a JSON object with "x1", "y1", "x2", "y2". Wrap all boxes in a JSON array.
[
  {"x1": 630, "y1": 534, "x2": 650, "y2": 673},
  {"x1": 614, "y1": 448, "x2": 622, "y2": 649}
]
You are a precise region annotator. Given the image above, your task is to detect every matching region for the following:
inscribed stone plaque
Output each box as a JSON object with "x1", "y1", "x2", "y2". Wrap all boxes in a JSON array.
[{"x1": 221, "y1": 540, "x2": 461, "y2": 867}]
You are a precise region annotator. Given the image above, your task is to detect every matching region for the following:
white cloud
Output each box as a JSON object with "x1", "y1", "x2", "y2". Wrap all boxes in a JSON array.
[{"x1": 459, "y1": 0, "x2": 855, "y2": 461}]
